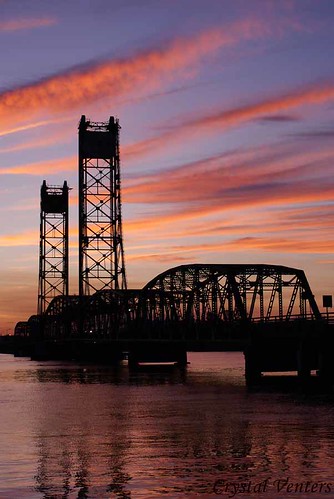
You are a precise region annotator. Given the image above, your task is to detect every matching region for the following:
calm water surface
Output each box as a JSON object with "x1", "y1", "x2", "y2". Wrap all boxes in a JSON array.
[{"x1": 0, "y1": 352, "x2": 334, "y2": 498}]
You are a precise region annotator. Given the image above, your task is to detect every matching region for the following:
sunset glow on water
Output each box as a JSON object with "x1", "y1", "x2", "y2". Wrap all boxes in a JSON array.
[{"x1": 1, "y1": 352, "x2": 334, "y2": 498}]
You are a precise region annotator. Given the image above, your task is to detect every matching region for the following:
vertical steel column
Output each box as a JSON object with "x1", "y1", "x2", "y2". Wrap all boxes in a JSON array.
[
  {"x1": 227, "y1": 275, "x2": 234, "y2": 321},
  {"x1": 78, "y1": 115, "x2": 127, "y2": 297},
  {"x1": 38, "y1": 180, "x2": 69, "y2": 315},
  {"x1": 259, "y1": 274, "x2": 264, "y2": 320},
  {"x1": 278, "y1": 274, "x2": 283, "y2": 320}
]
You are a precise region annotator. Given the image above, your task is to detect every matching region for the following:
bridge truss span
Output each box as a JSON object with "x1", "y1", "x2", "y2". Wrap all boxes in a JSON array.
[
  {"x1": 39, "y1": 263, "x2": 322, "y2": 341},
  {"x1": 143, "y1": 264, "x2": 321, "y2": 323}
]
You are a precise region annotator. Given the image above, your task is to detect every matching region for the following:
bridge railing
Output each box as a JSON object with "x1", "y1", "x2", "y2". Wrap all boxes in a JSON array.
[
  {"x1": 321, "y1": 312, "x2": 334, "y2": 324},
  {"x1": 251, "y1": 313, "x2": 329, "y2": 323}
]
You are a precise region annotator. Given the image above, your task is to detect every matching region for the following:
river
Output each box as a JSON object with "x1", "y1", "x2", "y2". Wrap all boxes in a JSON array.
[{"x1": 0, "y1": 352, "x2": 334, "y2": 498}]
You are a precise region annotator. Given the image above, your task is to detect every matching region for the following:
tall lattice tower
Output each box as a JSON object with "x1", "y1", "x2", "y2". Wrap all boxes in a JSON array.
[
  {"x1": 38, "y1": 180, "x2": 69, "y2": 314},
  {"x1": 78, "y1": 115, "x2": 127, "y2": 296}
]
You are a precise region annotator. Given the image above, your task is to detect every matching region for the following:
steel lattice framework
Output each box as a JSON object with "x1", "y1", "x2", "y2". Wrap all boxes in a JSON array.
[
  {"x1": 142, "y1": 264, "x2": 321, "y2": 322},
  {"x1": 43, "y1": 295, "x2": 80, "y2": 338},
  {"x1": 38, "y1": 180, "x2": 69, "y2": 315},
  {"x1": 41, "y1": 264, "x2": 322, "y2": 340},
  {"x1": 78, "y1": 115, "x2": 127, "y2": 296}
]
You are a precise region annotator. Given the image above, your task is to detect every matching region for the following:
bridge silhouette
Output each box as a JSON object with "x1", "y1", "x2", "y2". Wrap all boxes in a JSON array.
[
  {"x1": 16, "y1": 263, "x2": 321, "y2": 338},
  {"x1": 13, "y1": 263, "x2": 333, "y2": 383},
  {"x1": 9, "y1": 117, "x2": 334, "y2": 384}
]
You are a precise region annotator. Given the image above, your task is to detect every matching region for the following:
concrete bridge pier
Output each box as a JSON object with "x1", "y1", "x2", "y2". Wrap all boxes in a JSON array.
[
  {"x1": 317, "y1": 336, "x2": 334, "y2": 386},
  {"x1": 244, "y1": 345, "x2": 262, "y2": 386},
  {"x1": 244, "y1": 334, "x2": 316, "y2": 386},
  {"x1": 296, "y1": 340, "x2": 312, "y2": 382}
]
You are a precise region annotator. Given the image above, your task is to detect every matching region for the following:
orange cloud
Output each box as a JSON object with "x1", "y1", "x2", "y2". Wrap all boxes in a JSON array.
[
  {"x1": 120, "y1": 139, "x2": 334, "y2": 272},
  {"x1": 0, "y1": 17, "x2": 284, "y2": 131},
  {"x1": 0, "y1": 17, "x2": 56, "y2": 32},
  {"x1": 122, "y1": 142, "x2": 334, "y2": 235},
  {"x1": 0, "y1": 155, "x2": 76, "y2": 175},
  {"x1": 0, "y1": 230, "x2": 38, "y2": 247},
  {"x1": 226, "y1": 237, "x2": 334, "y2": 254},
  {"x1": 127, "y1": 252, "x2": 195, "y2": 263},
  {"x1": 126, "y1": 236, "x2": 334, "y2": 264},
  {"x1": 0, "y1": 226, "x2": 79, "y2": 248},
  {"x1": 141, "y1": 210, "x2": 332, "y2": 244},
  {"x1": 125, "y1": 175, "x2": 334, "y2": 215},
  {"x1": 123, "y1": 203, "x2": 334, "y2": 268},
  {"x1": 0, "y1": 279, "x2": 38, "y2": 331}
]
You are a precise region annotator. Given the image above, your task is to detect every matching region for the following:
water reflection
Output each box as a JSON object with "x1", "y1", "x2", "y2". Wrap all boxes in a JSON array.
[
  {"x1": 33, "y1": 381, "x2": 134, "y2": 498},
  {"x1": 35, "y1": 435, "x2": 133, "y2": 498},
  {"x1": 1, "y1": 353, "x2": 334, "y2": 498},
  {"x1": 14, "y1": 363, "x2": 188, "y2": 386}
]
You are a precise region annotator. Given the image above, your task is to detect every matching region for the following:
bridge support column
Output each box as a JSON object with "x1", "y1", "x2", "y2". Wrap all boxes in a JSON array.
[
  {"x1": 244, "y1": 346, "x2": 262, "y2": 386},
  {"x1": 297, "y1": 341, "x2": 311, "y2": 382},
  {"x1": 317, "y1": 336, "x2": 334, "y2": 385}
]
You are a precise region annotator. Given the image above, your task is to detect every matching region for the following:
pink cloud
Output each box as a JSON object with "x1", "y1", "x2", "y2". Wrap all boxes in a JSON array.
[
  {"x1": 0, "y1": 17, "x2": 296, "y2": 132},
  {"x1": 123, "y1": 83, "x2": 334, "y2": 160}
]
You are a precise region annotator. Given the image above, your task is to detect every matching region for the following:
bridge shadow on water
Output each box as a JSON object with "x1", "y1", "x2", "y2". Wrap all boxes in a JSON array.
[
  {"x1": 247, "y1": 373, "x2": 334, "y2": 405},
  {"x1": 13, "y1": 358, "x2": 334, "y2": 400},
  {"x1": 11, "y1": 352, "x2": 250, "y2": 394},
  {"x1": 14, "y1": 362, "x2": 189, "y2": 386}
]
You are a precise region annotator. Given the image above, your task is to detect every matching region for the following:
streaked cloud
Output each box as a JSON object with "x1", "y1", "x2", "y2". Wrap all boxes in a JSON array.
[
  {"x1": 183, "y1": 84, "x2": 334, "y2": 129},
  {"x1": 0, "y1": 227, "x2": 78, "y2": 248},
  {"x1": 0, "y1": 117, "x2": 72, "y2": 138},
  {"x1": 225, "y1": 236, "x2": 334, "y2": 254},
  {"x1": 123, "y1": 144, "x2": 334, "y2": 211},
  {"x1": 0, "y1": 17, "x2": 294, "y2": 132},
  {"x1": 123, "y1": 83, "x2": 334, "y2": 158},
  {"x1": 0, "y1": 17, "x2": 57, "y2": 32},
  {"x1": 126, "y1": 235, "x2": 334, "y2": 263},
  {"x1": 257, "y1": 114, "x2": 300, "y2": 123},
  {"x1": 0, "y1": 156, "x2": 76, "y2": 175},
  {"x1": 0, "y1": 120, "x2": 53, "y2": 138},
  {"x1": 291, "y1": 128, "x2": 334, "y2": 139},
  {"x1": 127, "y1": 252, "x2": 195, "y2": 263},
  {"x1": 121, "y1": 139, "x2": 334, "y2": 269},
  {"x1": 0, "y1": 230, "x2": 38, "y2": 247},
  {"x1": 1, "y1": 2, "x2": 333, "y2": 330}
]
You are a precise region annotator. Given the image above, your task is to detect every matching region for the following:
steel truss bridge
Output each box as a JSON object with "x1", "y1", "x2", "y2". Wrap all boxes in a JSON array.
[
  {"x1": 16, "y1": 264, "x2": 322, "y2": 344},
  {"x1": 10, "y1": 117, "x2": 333, "y2": 376},
  {"x1": 10, "y1": 116, "x2": 334, "y2": 377}
]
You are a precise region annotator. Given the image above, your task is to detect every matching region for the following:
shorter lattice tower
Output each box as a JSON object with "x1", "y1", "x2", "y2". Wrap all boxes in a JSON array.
[
  {"x1": 38, "y1": 180, "x2": 69, "y2": 315},
  {"x1": 78, "y1": 115, "x2": 127, "y2": 296}
]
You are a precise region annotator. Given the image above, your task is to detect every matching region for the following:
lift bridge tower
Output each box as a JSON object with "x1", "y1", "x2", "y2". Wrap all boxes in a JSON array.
[
  {"x1": 78, "y1": 115, "x2": 127, "y2": 297},
  {"x1": 38, "y1": 180, "x2": 69, "y2": 315}
]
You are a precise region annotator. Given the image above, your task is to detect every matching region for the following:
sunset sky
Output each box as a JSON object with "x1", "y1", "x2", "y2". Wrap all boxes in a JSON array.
[{"x1": 1, "y1": 0, "x2": 334, "y2": 330}]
